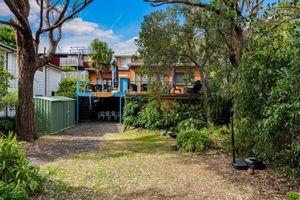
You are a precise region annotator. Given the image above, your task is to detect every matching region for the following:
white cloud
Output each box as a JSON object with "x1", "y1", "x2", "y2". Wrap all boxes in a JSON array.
[
  {"x1": 0, "y1": 0, "x2": 40, "y2": 22},
  {"x1": 112, "y1": 37, "x2": 138, "y2": 55},
  {"x1": 63, "y1": 18, "x2": 117, "y2": 40},
  {"x1": 0, "y1": 1, "x2": 138, "y2": 56},
  {"x1": 0, "y1": 1, "x2": 13, "y2": 17}
]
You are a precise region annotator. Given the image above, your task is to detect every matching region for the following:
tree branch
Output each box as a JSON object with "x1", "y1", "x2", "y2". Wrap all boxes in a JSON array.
[
  {"x1": 144, "y1": 0, "x2": 209, "y2": 8},
  {"x1": 40, "y1": 0, "x2": 93, "y2": 33}
]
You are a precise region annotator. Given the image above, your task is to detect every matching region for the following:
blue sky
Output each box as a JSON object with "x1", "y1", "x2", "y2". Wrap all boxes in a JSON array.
[{"x1": 0, "y1": 0, "x2": 277, "y2": 54}]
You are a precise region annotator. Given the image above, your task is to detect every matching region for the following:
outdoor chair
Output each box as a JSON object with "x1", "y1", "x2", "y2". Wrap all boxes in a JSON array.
[
  {"x1": 105, "y1": 111, "x2": 111, "y2": 120},
  {"x1": 115, "y1": 112, "x2": 120, "y2": 121},
  {"x1": 98, "y1": 111, "x2": 105, "y2": 120},
  {"x1": 111, "y1": 111, "x2": 117, "y2": 121}
]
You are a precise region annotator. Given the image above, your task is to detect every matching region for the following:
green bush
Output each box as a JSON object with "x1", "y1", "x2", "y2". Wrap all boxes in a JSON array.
[
  {"x1": 139, "y1": 99, "x2": 164, "y2": 130},
  {"x1": 123, "y1": 96, "x2": 206, "y2": 132},
  {"x1": 56, "y1": 77, "x2": 79, "y2": 99},
  {"x1": 0, "y1": 182, "x2": 28, "y2": 200},
  {"x1": 176, "y1": 118, "x2": 206, "y2": 132},
  {"x1": 0, "y1": 117, "x2": 15, "y2": 134},
  {"x1": 285, "y1": 191, "x2": 300, "y2": 200},
  {"x1": 177, "y1": 130, "x2": 211, "y2": 152},
  {"x1": 0, "y1": 132, "x2": 44, "y2": 199},
  {"x1": 123, "y1": 96, "x2": 146, "y2": 128}
]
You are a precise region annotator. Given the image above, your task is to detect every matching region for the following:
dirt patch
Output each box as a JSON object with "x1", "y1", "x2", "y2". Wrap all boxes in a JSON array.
[{"x1": 25, "y1": 122, "x2": 122, "y2": 166}]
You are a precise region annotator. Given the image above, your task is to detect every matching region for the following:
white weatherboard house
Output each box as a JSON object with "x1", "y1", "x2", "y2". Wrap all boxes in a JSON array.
[{"x1": 0, "y1": 43, "x2": 65, "y2": 117}]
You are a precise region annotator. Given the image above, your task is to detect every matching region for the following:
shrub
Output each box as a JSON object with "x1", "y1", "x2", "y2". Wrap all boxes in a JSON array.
[
  {"x1": 0, "y1": 132, "x2": 44, "y2": 199},
  {"x1": 176, "y1": 118, "x2": 206, "y2": 132},
  {"x1": 123, "y1": 96, "x2": 146, "y2": 128},
  {"x1": 138, "y1": 99, "x2": 164, "y2": 130},
  {"x1": 208, "y1": 125, "x2": 230, "y2": 151},
  {"x1": 56, "y1": 77, "x2": 79, "y2": 98},
  {"x1": 285, "y1": 191, "x2": 300, "y2": 200},
  {"x1": 0, "y1": 117, "x2": 15, "y2": 135},
  {"x1": 177, "y1": 130, "x2": 211, "y2": 152},
  {"x1": 0, "y1": 182, "x2": 28, "y2": 200}
]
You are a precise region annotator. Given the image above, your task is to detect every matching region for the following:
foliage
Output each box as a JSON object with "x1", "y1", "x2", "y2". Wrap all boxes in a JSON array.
[
  {"x1": 138, "y1": 99, "x2": 164, "y2": 130},
  {"x1": 285, "y1": 192, "x2": 300, "y2": 200},
  {"x1": 202, "y1": 125, "x2": 231, "y2": 152},
  {"x1": 0, "y1": 117, "x2": 15, "y2": 135},
  {"x1": 0, "y1": 67, "x2": 13, "y2": 104},
  {"x1": 177, "y1": 129, "x2": 211, "y2": 152},
  {"x1": 0, "y1": 132, "x2": 44, "y2": 199},
  {"x1": 56, "y1": 77, "x2": 79, "y2": 99},
  {"x1": 0, "y1": 26, "x2": 16, "y2": 48},
  {"x1": 285, "y1": 191, "x2": 300, "y2": 200},
  {"x1": 62, "y1": 66, "x2": 77, "y2": 72},
  {"x1": 232, "y1": 15, "x2": 300, "y2": 177},
  {"x1": 176, "y1": 118, "x2": 206, "y2": 132},
  {"x1": 123, "y1": 96, "x2": 206, "y2": 132},
  {"x1": 89, "y1": 39, "x2": 114, "y2": 72},
  {"x1": 0, "y1": 89, "x2": 18, "y2": 110},
  {"x1": 123, "y1": 96, "x2": 147, "y2": 128}
]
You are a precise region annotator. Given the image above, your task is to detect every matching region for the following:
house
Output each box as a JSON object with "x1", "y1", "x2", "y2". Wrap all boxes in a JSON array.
[
  {"x1": 0, "y1": 43, "x2": 66, "y2": 117},
  {"x1": 88, "y1": 54, "x2": 201, "y2": 95},
  {"x1": 76, "y1": 54, "x2": 202, "y2": 122},
  {"x1": 49, "y1": 47, "x2": 90, "y2": 70}
]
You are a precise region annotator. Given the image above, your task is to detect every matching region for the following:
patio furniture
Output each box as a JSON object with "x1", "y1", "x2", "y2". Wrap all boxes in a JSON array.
[
  {"x1": 111, "y1": 111, "x2": 117, "y2": 121},
  {"x1": 98, "y1": 111, "x2": 105, "y2": 120},
  {"x1": 130, "y1": 84, "x2": 138, "y2": 92},
  {"x1": 115, "y1": 112, "x2": 120, "y2": 121},
  {"x1": 105, "y1": 111, "x2": 111, "y2": 120}
]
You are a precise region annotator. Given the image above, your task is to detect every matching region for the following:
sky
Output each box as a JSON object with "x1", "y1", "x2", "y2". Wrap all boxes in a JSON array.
[
  {"x1": 0, "y1": 0, "x2": 277, "y2": 55},
  {"x1": 0, "y1": 0, "x2": 165, "y2": 54}
]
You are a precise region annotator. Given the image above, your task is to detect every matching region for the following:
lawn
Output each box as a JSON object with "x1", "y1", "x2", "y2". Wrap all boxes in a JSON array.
[{"x1": 27, "y1": 124, "x2": 290, "y2": 200}]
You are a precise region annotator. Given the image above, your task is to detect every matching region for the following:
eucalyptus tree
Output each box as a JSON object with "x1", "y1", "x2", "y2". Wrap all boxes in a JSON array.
[
  {"x1": 0, "y1": 0, "x2": 93, "y2": 142},
  {"x1": 144, "y1": 0, "x2": 267, "y2": 67},
  {"x1": 138, "y1": 7, "x2": 224, "y2": 122}
]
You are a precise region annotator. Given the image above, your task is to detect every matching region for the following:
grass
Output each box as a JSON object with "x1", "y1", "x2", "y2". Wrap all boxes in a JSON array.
[
  {"x1": 36, "y1": 130, "x2": 177, "y2": 199},
  {"x1": 30, "y1": 129, "x2": 273, "y2": 200}
]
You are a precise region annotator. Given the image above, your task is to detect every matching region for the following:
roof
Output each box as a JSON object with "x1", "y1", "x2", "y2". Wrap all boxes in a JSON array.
[
  {"x1": 46, "y1": 63, "x2": 66, "y2": 72},
  {"x1": 127, "y1": 63, "x2": 196, "y2": 68},
  {"x1": 0, "y1": 43, "x2": 17, "y2": 52},
  {"x1": 34, "y1": 96, "x2": 75, "y2": 101}
]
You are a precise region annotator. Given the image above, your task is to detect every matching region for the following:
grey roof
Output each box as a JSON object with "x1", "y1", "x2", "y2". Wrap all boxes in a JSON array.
[
  {"x1": 34, "y1": 96, "x2": 75, "y2": 101},
  {"x1": 0, "y1": 43, "x2": 16, "y2": 52}
]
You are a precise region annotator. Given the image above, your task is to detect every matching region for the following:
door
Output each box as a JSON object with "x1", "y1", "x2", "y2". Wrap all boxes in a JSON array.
[{"x1": 120, "y1": 78, "x2": 129, "y2": 94}]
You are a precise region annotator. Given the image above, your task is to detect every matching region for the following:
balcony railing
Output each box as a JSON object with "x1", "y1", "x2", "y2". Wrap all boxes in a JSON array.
[
  {"x1": 128, "y1": 81, "x2": 195, "y2": 94},
  {"x1": 60, "y1": 57, "x2": 83, "y2": 66}
]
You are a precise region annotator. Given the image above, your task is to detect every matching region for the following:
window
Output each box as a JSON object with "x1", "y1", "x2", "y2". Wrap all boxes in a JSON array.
[
  {"x1": 175, "y1": 72, "x2": 185, "y2": 84},
  {"x1": 121, "y1": 57, "x2": 131, "y2": 68}
]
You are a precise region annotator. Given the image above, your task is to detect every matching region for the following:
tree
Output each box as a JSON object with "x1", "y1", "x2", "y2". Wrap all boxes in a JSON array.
[
  {"x1": 144, "y1": 0, "x2": 266, "y2": 67},
  {"x1": 138, "y1": 8, "x2": 215, "y2": 121},
  {"x1": 0, "y1": 0, "x2": 93, "y2": 142},
  {"x1": 89, "y1": 39, "x2": 114, "y2": 78},
  {"x1": 0, "y1": 26, "x2": 16, "y2": 48}
]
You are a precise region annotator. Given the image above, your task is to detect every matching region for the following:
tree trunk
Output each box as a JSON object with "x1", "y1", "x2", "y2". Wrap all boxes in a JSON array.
[
  {"x1": 16, "y1": 31, "x2": 38, "y2": 142},
  {"x1": 198, "y1": 68, "x2": 212, "y2": 123}
]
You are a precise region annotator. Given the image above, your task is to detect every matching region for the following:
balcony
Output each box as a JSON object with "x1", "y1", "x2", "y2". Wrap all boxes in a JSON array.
[
  {"x1": 60, "y1": 57, "x2": 83, "y2": 67},
  {"x1": 127, "y1": 80, "x2": 195, "y2": 95}
]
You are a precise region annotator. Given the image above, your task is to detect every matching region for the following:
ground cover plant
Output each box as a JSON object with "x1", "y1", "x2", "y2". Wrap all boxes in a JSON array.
[{"x1": 0, "y1": 132, "x2": 44, "y2": 199}]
